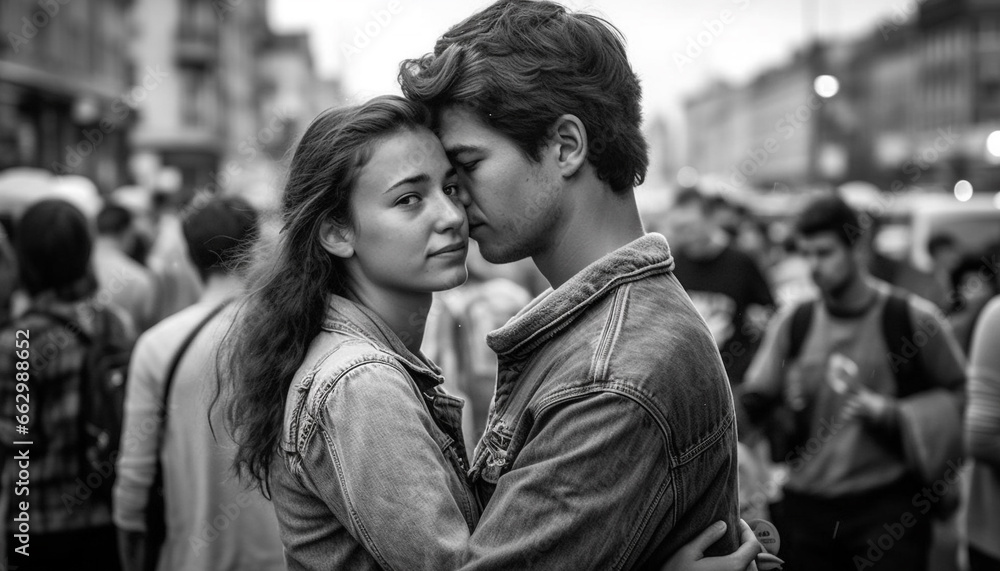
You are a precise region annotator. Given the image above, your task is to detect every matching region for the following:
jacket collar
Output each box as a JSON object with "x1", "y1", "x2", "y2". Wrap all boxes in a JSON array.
[
  {"x1": 321, "y1": 293, "x2": 445, "y2": 389},
  {"x1": 487, "y1": 233, "x2": 675, "y2": 359}
]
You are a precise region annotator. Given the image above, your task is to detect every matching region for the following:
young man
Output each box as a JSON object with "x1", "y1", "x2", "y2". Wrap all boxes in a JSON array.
[
  {"x1": 0, "y1": 199, "x2": 134, "y2": 570},
  {"x1": 114, "y1": 196, "x2": 284, "y2": 571},
  {"x1": 401, "y1": 1, "x2": 741, "y2": 568},
  {"x1": 739, "y1": 195, "x2": 966, "y2": 570},
  {"x1": 93, "y1": 203, "x2": 159, "y2": 333},
  {"x1": 665, "y1": 189, "x2": 774, "y2": 387}
]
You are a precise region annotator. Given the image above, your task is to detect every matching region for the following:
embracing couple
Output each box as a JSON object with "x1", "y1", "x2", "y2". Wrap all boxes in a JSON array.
[{"x1": 217, "y1": 1, "x2": 761, "y2": 569}]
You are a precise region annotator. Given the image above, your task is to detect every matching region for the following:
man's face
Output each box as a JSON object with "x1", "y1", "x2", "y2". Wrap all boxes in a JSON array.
[
  {"x1": 437, "y1": 105, "x2": 561, "y2": 264},
  {"x1": 664, "y1": 202, "x2": 712, "y2": 256},
  {"x1": 796, "y1": 231, "x2": 857, "y2": 297}
]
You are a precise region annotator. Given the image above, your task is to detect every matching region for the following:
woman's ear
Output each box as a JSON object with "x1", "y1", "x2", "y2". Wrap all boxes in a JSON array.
[
  {"x1": 318, "y1": 218, "x2": 355, "y2": 259},
  {"x1": 550, "y1": 114, "x2": 588, "y2": 179}
]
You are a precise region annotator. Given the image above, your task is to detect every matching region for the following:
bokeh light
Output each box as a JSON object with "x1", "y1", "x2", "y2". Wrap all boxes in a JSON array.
[{"x1": 954, "y1": 180, "x2": 974, "y2": 202}]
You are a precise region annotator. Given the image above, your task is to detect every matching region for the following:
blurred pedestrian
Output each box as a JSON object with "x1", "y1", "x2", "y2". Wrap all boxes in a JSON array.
[
  {"x1": 666, "y1": 188, "x2": 775, "y2": 387},
  {"x1": 0, "y1": 199, "x2": 134, "y2": 571},
  {"x1": 94, "y1": 203, "x2": 159, "y2": 333},
  {"x1": 863, "y1": 215, "x2": 950, "y2": 311},
  {"x1": 113, "y1": 195, "x2": 283, "y2": 571},
  {"x1": 0, "y1": 223, "x2": 18, "y2": 323},
  {"x1": 948, "y1": 255, "x2": 1000, "y2": 353},
  {"x1": 145, "y1": 192, "x2": 204, "y2": 322},
  {"x1": 739, "y1": 194, "x2": 966, "y2": 571},
  {"x1": 929, "y1": 233, "x2": 963, "y2": 309},
  {"x1": 964, "y1": 294, "x2": 1000, "y2": 571}
]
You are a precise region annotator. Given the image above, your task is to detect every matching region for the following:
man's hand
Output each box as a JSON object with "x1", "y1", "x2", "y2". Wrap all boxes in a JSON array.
[
  {"x1": 840, "y1": 385, "x2": 890, "y2": 424},
  {"x1": 662, "y1": 519, "x2": 768, "y2": 571}
]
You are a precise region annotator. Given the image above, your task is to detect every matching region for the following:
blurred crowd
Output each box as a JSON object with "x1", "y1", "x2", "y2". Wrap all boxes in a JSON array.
[{"x1": 0, "y1": 172, "x2": 997, "y2": 571}]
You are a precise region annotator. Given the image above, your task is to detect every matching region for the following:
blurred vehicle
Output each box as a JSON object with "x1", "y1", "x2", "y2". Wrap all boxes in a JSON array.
[{"x1": 905, "y1": 194, "x2": 1000, "y2": 272}]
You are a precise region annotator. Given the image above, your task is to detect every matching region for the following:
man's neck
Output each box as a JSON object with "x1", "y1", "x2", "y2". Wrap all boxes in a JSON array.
[
  {"x1": 532, "y1": 187, "x2": 645, "y2": 290},
  {"x1": 823, "y1": 274, "x2": 878, "y2": 316}
]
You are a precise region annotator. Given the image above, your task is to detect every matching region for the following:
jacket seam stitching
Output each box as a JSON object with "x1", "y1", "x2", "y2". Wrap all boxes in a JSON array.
[
  {"x1": 502, "y1": 263, "x2": 672, "y2": 357},
  {"x1": 305, "y1": 355, "x2": 410, "y2": 420},
  {"x1": 320, "y1": 429, "x2": 395, "y2": 571},
  {"x1": 533, "y1": 385, "x2": 675, "y2": 461},
  {"x1": 528, "y1": 386, "x2": 676, "y2": 570},
  {"x1": 677, "y1": 411, "x2": 734, "y2": 466},
  {"x1": 590, "y1": 284, "x2": 630, "y2": 382},
  {"x1": 615, "y1": 470, "x2": 673, "y2": 570}
]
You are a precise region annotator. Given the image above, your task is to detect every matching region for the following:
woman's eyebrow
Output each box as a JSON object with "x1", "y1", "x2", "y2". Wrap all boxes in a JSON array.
[{"x1": 384, "y1": 173, "x2": 429, "y2": 194}]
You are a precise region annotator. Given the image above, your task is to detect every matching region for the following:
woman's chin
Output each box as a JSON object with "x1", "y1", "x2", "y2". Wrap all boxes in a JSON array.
[{"x1": 433, "y1": 266, "x2": 469, "y2": 291}]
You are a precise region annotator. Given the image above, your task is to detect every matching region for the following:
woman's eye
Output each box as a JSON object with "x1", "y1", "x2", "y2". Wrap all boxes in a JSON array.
[
  {"x1": 460, "y1": 160, "x2": 479, "y2": 173},
  {"x1": 395, "y1": 194, "x2": 421, "y2": 206},
  {"x1": 444, "y1": 184, "x2": 460, "y2": 196}
]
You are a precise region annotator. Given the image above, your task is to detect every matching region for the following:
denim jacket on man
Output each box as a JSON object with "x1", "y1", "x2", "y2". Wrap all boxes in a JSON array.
[
  {"x1": 272, "y1": 295, "x2": 480, "y2": 571},
  {"x1": 461, "y1": 233, "x2": 740, "y2": 570}
]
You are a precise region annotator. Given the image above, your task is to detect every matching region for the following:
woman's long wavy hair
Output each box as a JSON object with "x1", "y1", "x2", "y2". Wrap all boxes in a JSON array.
[{"x1": 217, "y1": 95, "x2": 432, "y2": 496}]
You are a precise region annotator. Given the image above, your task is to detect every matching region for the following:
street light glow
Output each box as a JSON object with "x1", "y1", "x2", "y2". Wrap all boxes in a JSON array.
[
  {"x1": 814, "y1": 75, "x2": 840, "y2": 98},
  {"x1": 988, "y1": 130, "x2": 1000, "y2": 158},
  {"x1": 954, "y1": 180, "x2": 974, "y2": 202}
]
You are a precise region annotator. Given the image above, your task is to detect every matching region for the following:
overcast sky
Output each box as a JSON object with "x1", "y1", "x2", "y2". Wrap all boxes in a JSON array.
[{"x1": 270, "y1": 0, "x2": 907, "y2": 121}]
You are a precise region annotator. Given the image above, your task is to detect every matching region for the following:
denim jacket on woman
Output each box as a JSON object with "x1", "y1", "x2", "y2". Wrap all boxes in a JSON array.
[
  {"x1": 271, "y1": 294, "x2": 479, "y2": 571},
  {"x1": 460, "y1": 233, "x2": 741, "y2": 570}
]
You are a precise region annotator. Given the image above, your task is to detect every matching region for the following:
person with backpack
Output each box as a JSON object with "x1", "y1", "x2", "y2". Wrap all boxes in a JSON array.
[
  {"x1": 738, "y1": 194, "x2": 966, "y2": 571},
  {"x1": 113, "y1": 196, "x2": 284, "y2": 571},
  {"x1": 0, "y1": 198, "x2": 135, "y2": 570}
]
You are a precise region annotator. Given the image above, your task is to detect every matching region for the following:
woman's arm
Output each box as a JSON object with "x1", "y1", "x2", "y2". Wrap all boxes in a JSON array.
[
  {"x1": 664, "y1": 519, "x2": 783, "y2": 571},
  {"x1": 305, "y1": 361, "x2": 473, "y2": 571}
]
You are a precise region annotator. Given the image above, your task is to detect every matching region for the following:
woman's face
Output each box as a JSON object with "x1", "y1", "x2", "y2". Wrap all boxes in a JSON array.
[{"x1": 345, "y1": 126, "x2": 470, "y2": 294}]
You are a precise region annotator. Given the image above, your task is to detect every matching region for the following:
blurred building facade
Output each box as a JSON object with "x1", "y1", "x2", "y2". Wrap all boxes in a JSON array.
[
  {"x1": 129, "y1": 0, "x2": 272, "y2": 194},
  {"x1": 685, "y1": 0, "x2": 1000, "y2": 194},
  {"x1": 0, "y1": 0, "x2": 135, "y2": 192},
  {"x1": 0, "y1": 0, "x2": 337, "y2": 203},
  {"x1": 257, "y1": 31, "x2": 344, "y2": 161}
]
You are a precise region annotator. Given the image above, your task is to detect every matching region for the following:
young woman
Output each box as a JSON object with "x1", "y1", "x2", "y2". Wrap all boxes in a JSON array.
[{"x1": 217, "y1": 95, "x2": 764, "y2": 571}]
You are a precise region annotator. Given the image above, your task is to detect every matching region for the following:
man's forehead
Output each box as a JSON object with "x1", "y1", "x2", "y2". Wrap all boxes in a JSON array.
[{"x1": 437, "y1": 105, "x2": 489, "y2": 151}]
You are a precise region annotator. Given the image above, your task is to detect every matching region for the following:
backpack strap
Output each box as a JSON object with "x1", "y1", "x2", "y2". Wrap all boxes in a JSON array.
[
  {"x1": 880, "y1": 290, "x2": 925, "y2": 397},
  {"x1": 157, "y1": 299, "x2": 234, "y2": 424},
  {"x1": 20, "y1": 305, "x2": 118, "y2": 487},
  {"x1": 787, "y1": 300, "x2": 815, "y2": 362}
]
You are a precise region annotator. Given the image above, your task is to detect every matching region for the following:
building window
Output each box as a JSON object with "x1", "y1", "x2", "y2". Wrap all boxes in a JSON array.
[{"x1": 180, "y1": 66, "x2": 214, "y2": 127}]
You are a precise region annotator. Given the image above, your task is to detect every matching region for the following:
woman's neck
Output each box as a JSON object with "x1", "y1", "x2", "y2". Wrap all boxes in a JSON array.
[{"x1": 345, "y1": 283, "x2": 432, "y2": 355}]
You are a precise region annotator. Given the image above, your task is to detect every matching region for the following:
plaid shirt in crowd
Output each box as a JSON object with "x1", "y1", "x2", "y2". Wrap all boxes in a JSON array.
[{"x1": 0, "y1": 292, "x2": 134, "y2": 534}]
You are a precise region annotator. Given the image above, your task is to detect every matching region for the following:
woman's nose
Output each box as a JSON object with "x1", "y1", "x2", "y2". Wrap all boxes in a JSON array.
[{"x1": 435, "y1": 190, "x2": 467, "y2": 231}]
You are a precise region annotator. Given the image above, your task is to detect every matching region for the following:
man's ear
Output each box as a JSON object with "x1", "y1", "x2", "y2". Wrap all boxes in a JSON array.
[
  {"x1": 550, "y1": 114, "x2": 587, "y2": 179},
  {"x1": 318, "y1": 218, "x2": 355, "y2": 259}
]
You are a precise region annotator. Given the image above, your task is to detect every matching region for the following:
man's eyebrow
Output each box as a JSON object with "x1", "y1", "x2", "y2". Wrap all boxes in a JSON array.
[
  {"x1": 384, "y1": 173, "x2": 429, "y2": 193},
  {"x1": 445, "y1": 144, "x2": 484, "y2": 158}
]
